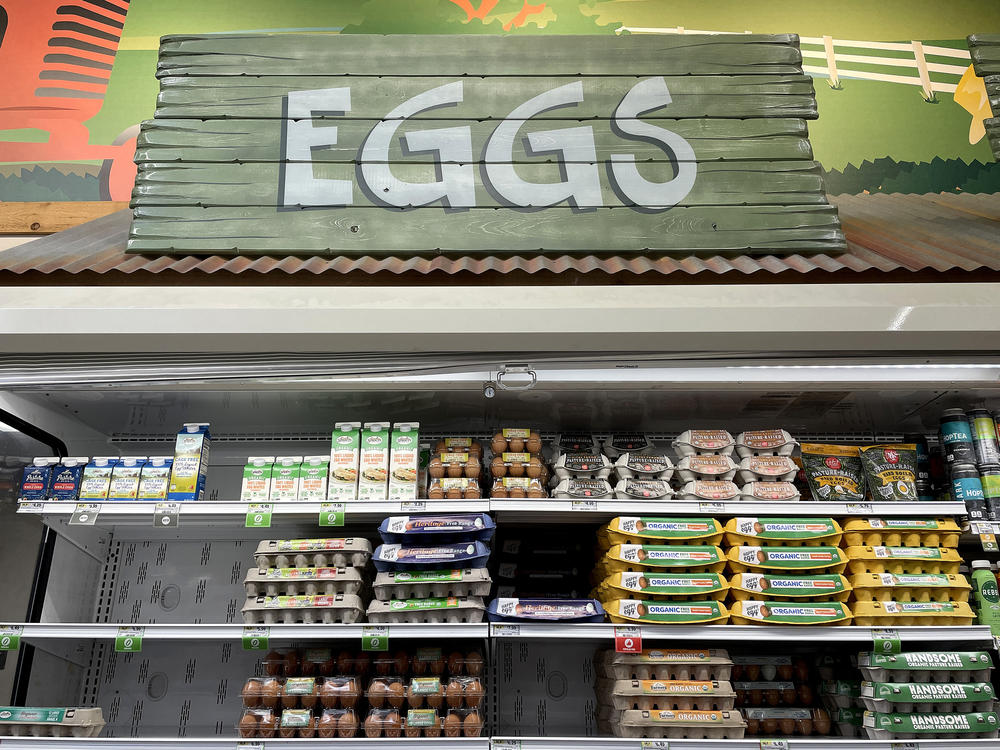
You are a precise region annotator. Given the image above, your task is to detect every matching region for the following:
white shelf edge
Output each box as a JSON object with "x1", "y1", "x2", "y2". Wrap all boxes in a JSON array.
[
  {"x1": 493, "y1": 738, "x2": 1000, "y2": 749},
  {"x1": 488, "y1": 623, "x2": 994, "y2": 643},
  {"x1": 0, "y1": 740, "x2": 490, "y2": 749},
  {"x1": 9, "y1": 623, "x2": 488, "y2": 640}
]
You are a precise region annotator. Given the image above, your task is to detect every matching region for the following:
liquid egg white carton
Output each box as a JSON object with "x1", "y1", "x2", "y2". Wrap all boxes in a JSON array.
[
  {"x1": 244, "y1": 567, "x2": 365, "y2": 597},
  {"x1": 0, "y1": 708, "x2": 105, "y2": 738},
  {"x1": 858, "y1": 652, "x2": 994, "y2": 684},
  {"x1": 254, "y1": 538, "x2": 372, "y2": 569},
  {"x1": 366, "y1": 597, "x2": 486, "y2": 624},
  {"x1": 373, "y1": 569, "x2": 493, "y2": 601},
  {"x1": 241, "y1": 593, "x2": 365, "y2": 624}
]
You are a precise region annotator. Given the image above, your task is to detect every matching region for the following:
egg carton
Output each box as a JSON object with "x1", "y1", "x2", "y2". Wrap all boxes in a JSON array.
[
  {"x1": 241, "y1": 593, "x2": 365, "y2": 624},
  {"x1": 595, "y1": 571, "x2": 729, "y2": 601},
  {"x1": 253, "y1": 538, "x2": 372, "y2": 569},
  {"x1": 731, "y1": 655, "x2": 810, "y2": 682},
  {"x1": 858, "y1": 651, "x2": 994, "y2": 683},
  {"x1": 734, "y1": 681, "x2": 815, "y2": 707},
  {"x1": 852, "y1": 600, "x2": 975, "y2": 626},
  {"x1": 427, "y1": 478, "x2": 484, "y2": 500},
  {"x1": 723, "y1": 517, "x2": 842, "y2": 547},
  {"x1": 315, "y1": 708, "x2": 360, "y2": 738},
  {"x1": 740, "y1": 481, "x2": 802, "y2": 502},
  {"x1": 373, "y1": 541, "x2": 490, "y2": 572},
  {"x1": 244, "y1": 566, "x2": 365, "y2": 597},
  {"x1": 552, "y1": 478, "x2": 614, "y2": 499},
  {"x1": 735, "y1": 429, "x2": 798, "y2": 458},
  {"x1": 604, "y1": 598, "x2": 729, "y2": 625},
  {"x1": 850, "y1": 573, "x2": 971, "y2": 603},
  {"x1": 373, "y1": 568, "x2": 492, "y2": 601},
  {"x1": 489, "y1": 453, "x2": 547, "y2": 480},
  {"x1": 553, "y1": 451, "x2": 613, "y2": 480},
  {"x1": 614, "y1": 479, "x2": 674, "y2": 500},
  {"x1": 675, "y1": 480, "x2": 741, "y2": 502},
  {"x1": 378, "y1": 514, "x2": 495, "y2": 544},
  {"x1": 820, "y1": 680, "x2": 861, "y2": 709},
  {"x1": 440, "y1": 708, "x2": 485, "y2": 737},
  {"x1": 599, "y1": 517, "x2": 724, "y2": 548},
  {"x1": 360, "y1": 708, "x2": 404, "y2": 738},
  {"x1": 487, "y1": 597, "x2": 605, "y2": 623},
  {"x1": 861, "y1": 681, "x2": 996, "y2": 713},
  {"x1": 0, "y1": 708, "x2": 105, "y2": 738},
  {"x1": 431, "y1": 438, "x2": 483, "y2": 457},
  {"x1": 603, "y1": 433, "x2": 655, "y2": 459},
  {"x1": 262, "y1": 648, "x2": 367, "y2": 678},
  {"x1": 729, "y1": 599, "x2": 853, "y2": 626},
  {"x1": 596, "y1": 649, "x2": 734, "y2": 682},
  {"x1": 844, "y1": 546, "x2": 963, "y2": 576},
  {"x1": 609, "y1": 709, "x2": 746, "y2": 739},
  {"x1": 404, "y1": 677, "x2": 484, "y2": 710},
  {"x1": 672, "y1": 430, "x2": 736, "y2": 457},
  {"x1": 726, "y1": 545, "x2": 848, "y2": 574},
  {"x1": 613, "y1": 453, "x2": 674, "y2": 481},
  {"x1": 427, "y1": 453, "x2": 483, "y2": 481},
  {"x1": 863, "y1": 710, "x2": 1000, "y2": 739},
  {"x1": 489, "y1": 429, "x2": 543, "y2": 455},
  {"x1": 735, "y1": 455, "x2": 798, "y2": 484},
  {"x1": 743, "y1": 707, "x2": 832, "y2": 736},
  {"x1": 241, "y1": 677, "x2": 325, "y2": 710},
  {"x1": 728, "y1": 573, "x2": 851, "y2": 602},
  {"x1": 843, "y1": 518, "x2": 962, "y2": 548},
  {"x1": 554, "y1": 433, "x2": 601, "y2": 453},
  {"x1": 675, "y1": 455, "x2": 738, "y2": 482},
  {"x1": 489, "y1": 477, "x2": 547, "y2": 498},
  {"x1": 599, "y1": 545, "x2": 727, "y2": 576},
  {"x1": 366, "y1": 597, "x2": 486, "y2": 624},
  {"x1": 835, "y1": 707, "x2": 865, "y2": 738},
  {"x1": 238, "y1": 708, "x2": 280, "y2": 738},
  {"x1": 276, "y1": 709, "x2": 321, "y2": 738},
  {"x1": 596, "y1": 679, "x2": 737, "y2": 711}
]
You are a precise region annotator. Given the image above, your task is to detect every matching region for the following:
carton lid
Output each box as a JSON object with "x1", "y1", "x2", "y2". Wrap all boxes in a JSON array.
[
  {"x1": 247, "y1": 456, "x2": 276, "y2": 465},
  {"x1": 181, "y1": 422, "x2": 210, "y2": 431},
  {"x1": 59, "y1": 457, "x2": 89, "y2": 467},
  {"x1": 32, "y1": 457, "x2": 61, "y2": 467},
  {"x1": 334, "y1": 422, "x2": 362, "y2": 430},
  {"x1": 275, "y1": 456, "x2": 304, "y2": 465},
  {"x1": 117, "y1": 456, "x2": 147, "y2": 467},
  {"x1": 302, "y1": 455, "x2": 330, "y2": 465},
  {"x1": 145, "y1": 456, "x2": 174, "y2": 467},
  {"x1": 364, "y1": 422, "x2": 390, "y2": 431},
  {"x1": 89, "y1": 457, "x2": 120, "y2": 466},
  {"x1": 393, "y1": 422, "x2": 419, "y2": 432}
]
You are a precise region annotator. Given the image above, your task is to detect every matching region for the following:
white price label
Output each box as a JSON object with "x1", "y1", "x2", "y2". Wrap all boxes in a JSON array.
[
  {"x1": 401, "y1": 501, "x2": 426, "y2": 512},
  {"x1": 759, "y1": 741, "x2": 789, "y2": 750},
  {"x1": 891, "y1": 743, "x2": 919, "y2": 750},
  {"x1": 492, "y1": 741, "x2": 523, "y2": 750},
  {"x1": 153, "y1": 502, "x2": 181, "y2": 528},
  {"x1": 846, "y1": 503, "x2": 874, "y2": 513},
  {"x1": 17, "y1": 502, "x2": 44, "y2": 514},
  {"x1": 698, "y1": 502, "x2": 725, "y2": 513},
  {"x1": 571, "y1": 500, "x2": 598, "y2": 511},
  {"x1": 492, "y1": 624, "x2": 521, "y2": 637},
  {"x1": 641, "y1": 742, "x2": 669, "y2": 750},
  {"x1": 237, "y1": 743, "x2": 264, "y2": 750}
]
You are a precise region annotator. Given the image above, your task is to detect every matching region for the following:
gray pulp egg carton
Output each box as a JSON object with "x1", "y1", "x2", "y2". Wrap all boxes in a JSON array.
[
  {"x1": 242, "y1": 593, "x2": 365, "y2": 624},
  {"x1": 596, "y1": 649, "x2": 734, "y2": 682},
  {"x1": 863, "y1": 710, "x2": 1000, "y2": 739},
  {"x1": 0, "y1": 708, "x2": 105, "y2": 738},
  {"x1": 858, "y1": 651, "x2": 994, "y2": 683},
  {"x1": 609, "y1": 709, "x2": 746, "y2": 739},
  {"x1": 596, "y1": 678, "x2": 737, "y2": 711},
  {"x1": 366, "y1": 597, "x2": 486, "y2": 624},
  {"x1": 735, "y1": 429, "x2": 798, "y2": 458},
  {"x1": 613, "y1": 453, "x2": 674, "y2": 482},
  {"x1": 675, "y1": 455, "x2": 738, "y2": 483},
  {"x1": 552, "y1": 478, "x2": 614, "y2": 499},
  {"x1": 244, "y1": 567, "x2": 365, "y2": 597},
  {"x1": 614, "y1": 479, "x2": 674, "y2": 501},
  {"x1": 552, "y1": 452, "x2": 613, "y2": 481},
  {"x1": 861, "y1": 681, "x2": 996, "y2": 713},
  {"x1": 740, "y1": 481, "x2": 802, "y2": 502},
  {"x1": 254, "y1": 538, "x2": 372, "y2": 569},
  {"x1": 373, "y1": 569, "x2": 492, "y2": 601},
  {"x1": 735, "y1": 455, "x2": 798, "y2": 484},
  {"x1": 835, "y1": 707, "x2": 865, "y2": 738},
  {"x1": 675, "y1": 480, "x2": 741, "y2": 503}
]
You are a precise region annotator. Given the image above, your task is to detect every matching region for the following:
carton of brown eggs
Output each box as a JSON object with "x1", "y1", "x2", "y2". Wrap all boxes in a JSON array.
[
  {"x1": 490, "y1": 477, "x2": 547, "y2": 499},
  {"x1": 427, "y1": 478, "x2": 483, "y2": 500},
  {"x1": 244, "y1": 566, "x2": 365, "y2": 597},
  {"x1": 676, "y1": 480, "x2": 741, "y2": 503},
  {"x1": 553, "y1": 478, "x2": 614, "y2": 499},
  {"x1": 863, "y1": 710, "x2": 1000, "y2": 739},
  {"x1": 603, "y1": 433, "x2": 655, "y2": 459},
  {"x1": 740, "y1": 482, "x2": 801, "y2": 502},
  {"x1": 857, "y1": 651, "x2": 994, "y2": 684},
  {"x1": 254, "y1": 538, "x2": 372, "y2": 569},
  {"x1": 0, "y1": 708, "x2": 105, "y2": 738},
  {"x1": 597, "y1": 679, "x2": 737, "y2": 711},
  {"x1": 614, "y1": 479, "x2": 674, "y2": 500},
  {"x1": 373, "y1": 568, "x2": 493, "y2": 601},
  {"x1": 610, "y1": 709, "x2": 747, "y2": 739},
  {"x1": 490, "y1": 429, "x2": 543, "y2": 455},
  {"x1": 861, "y1": 681, "x2": 995, "y2": 713},
  {"x1": 743, "y1": 707, "x2": 831, "y2": 736},
  {"x1": 241, "y1": 593, "x2": 365, "y2": 624},
  {"x1": 427, "y1": 453, "x2": 482, "y2": 481}
]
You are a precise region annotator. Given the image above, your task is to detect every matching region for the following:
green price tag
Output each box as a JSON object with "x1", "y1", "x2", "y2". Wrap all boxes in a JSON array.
[
  {"x1": 318, "y1": 502, "x2": 345, "y2": 527},
  {"x1": 873, "y1": 627, "x2": 901, "y2": 654},
  {"x1": 115, "y1": 626, "x2": 144, "y2": 653},
  {"x1": 0, "y1": 626, "x2": 23, "y2": 651},
  {"x1": 362, "y1": 625, "x2": 389, "y2": 652},
  {"x1": 242, "y1": 626, "x2": 269, "y2": 651},
  {"x1": 245, "y1": 503, "x2": 272, "y2": 528}
]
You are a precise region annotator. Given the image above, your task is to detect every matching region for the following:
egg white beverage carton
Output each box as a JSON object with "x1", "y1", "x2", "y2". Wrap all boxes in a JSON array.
[
  {"x1": 269, "y1": 457, "x2": 302, "y2": 502},
  {"x1": 78, "y1": 457, "x2": 118, "y2": 501},
  {"x1": 240, "y1": 457, "x2": 274, "y2": 503},
  {"x1": 0, "y1": 707, "x2": 105, "y2": 738},
  {"x1": 373, "y1": 568, "x2": 493, "y2": 601},
  {"x1": 328, "y1": 422, "x2": 361, "y2": 502},
  {"x1": 387, "y1": 422, "x2": 419, "y2": 502},
  {"x1": 242, "y1": 593, "x2": 365, "y2": 625},
  {"x1": 254, "y1": 538, "x2": 373, "y2": 569},
  {"x1": 167, "y1": 422, "x2": 211, "y2": 502},
  {"x1": 107, "y1": 456, "x2": 146, "y2": 501},
  {"x1": 358, "y1": 422, "x2": 390, "y2": 501},
  {"x1": 298, "y1": 456, "x2": 329, "y2": 502},
  {"x1": 136, "y1": 457, "x2": 173, "y2": 501},
  {"x1": 244, "y1": 566, "x2": 364, "y2": 597},
  {"x1": 366, "y1": 596, "x2": 487, "y2": 624}
]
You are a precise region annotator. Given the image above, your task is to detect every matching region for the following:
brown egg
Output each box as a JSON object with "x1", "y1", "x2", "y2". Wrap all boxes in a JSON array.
[
  {"x1": 387, "y1": 681, "x2": 406, "y2": 709},
  {"x1": 354, "y1": 652, "x2": 371, "y2": 675},
  {"x1": 425, "y1": 716, "x2": 442, "y2": 738},
  {"x1": 260, "y1": 679, "x2": 282, "y2": 709},
  {"x1": 429, "y1": 485, "x2": 444, "y2": 500},
  {"x1": 375, "y1": 658, "x2": 392, "y2": 676},
  {"x1": 258, "y1": 714, "x2": 277, "y2": 738},
  {"x1": 434, "y1": 441, "x2": 447, "y2": 454},
  {"x1": 526, "y1": 457, "x2": 542, "y2": 478},
  {"x1": 491, "y1": 434, "x2": 507, "y2": 454},
  {"x1": 392, "y1": 650, "x2": 409, "y2": 674},
  {"x1": 285, "y1": 651, "x2": 300, "y2": 675},
  {"x1": 491, "y1": 457, "x2": 507, "y2": 478},
  {"x1": 799, "y1": 718, "x2": 813, "y2": 735},
  {"x1": 407, "y1": 684, "x2": 425, "y2": 709},
  {"x1": 778, "y1": 719, "x2": 796, "y2": 735},
  {"x1": 411, "y1": 656, "x2": 428, "y2": 676},
  {"x1": 279, "y1": 725, "x2": 296, "y2": 738},
  {"x1": 509, "y1": 486, "x2": 526, "y2": 499},
  {"x1": 444, "y1": 713, "x2": 462, "y2": 738},
  {"x1": 384, "y1": 712, "x2": 402, "y2": 738},
  {"x1": 491, "y1": 486, "x2": 508, "y2": 499},
  {"x1": 446, "y1": 486, "x2": 463, "y2": 500},
  {"x1": 527, "y1": 487, "x2": 545, "y2": 499},
  {"x1": 465, "y1": 484, "x2": 482, "y2": 499},
  {"x1": 364, "y1": 714, "x2": 381, "y2": 738},
  {"x1": 319, "y1": 655, "x2": 336, "y2": 676},
  {"x1": 320, "y1": 681, "x2": 340, "y2": 709},
  {"x1": 301, "y1": 657, "x2": 316, "y2": 676},
  {"x1": 338, "y1": 712, "x2": 358, "y2": 738},
  {"x1": 429, "y1": 654, "x2": 447, "y2": 676},
  {"x1": 264, "y1": 651, "x2": 283, "y2": 676},
  {"x1": 527, "y1": 433, "x2": 542, "y2": 454},
  {"x1": 780, "y1": 687, "x2": 797, "y2": 705},
  {"x1": 318, "y1": 713, "x2": 338, "y2": 738},
  {"x1": 446, "y1": 681, "x2": 464, "y2": 708},
  {"x1": 465, "y1": 456, "x2": 481, "y2": 479},
  {"x1": 429, "y1": 457, "x2": 445, "y2": 478},
  {"x1": 242, "y1": 679, "x2": 261, "y2": 708},
  {"x1": 761, "y1": 718, "x2": 778, "y2": 734},
  {"x1": 427, "y1": 686, "x2": 444, "y2": 710},
  {"x1": 794, "y1": 659, "x2": 810, "y2": 682},
  {"x1": 463, "y1": 713, "x2": 483, "y2": 737},
  {"x1": 745, "y1": 718, "x2": 759, "y2": 735},
  {"x1": 468, "y1": 442, "x2": 483, "y2": 458},
  {"x1": 404, "y1": 721, "x2": 422, "y2": 738},
  {"x1": 813, "y1": 711, "x2": 831, "y2": 736},
  {"x1": 745, "y1": 665, "x2": 761, "y2": 681},
  {"x1": 368, "y1": 681, "x2": 388, "y2": 708},
  {"x1": 301, "y1": 683, "x2": 318, "y2": 710},
  {"x1": 447, "y1": 652, "x2": 465, "y2": 675},
  {"x1": 764, "y1": 689, "x2": 780, "y2": 707},
  {"x1": 336, "y1": 649, "x2": 354, "y2": 674},
  {"x1": 509, "y1": 438, "x2": 525, "y2": 452},
  {"x1": 238, "y1": 713, "x2": 258, "y2": 738},
  {"x1": 508, "y1": 460, "x2": 525, "y2": 477},
  {"x1": 464, "y1": 679, "x2": 484, "y2": 707},
  {"x1": 776, "y1": 663, "x2": 793, "y2": 681},
  {"x1": 798, "y1": 685, "x2": 814, "y2": 705},
  {"x1": 342, "y1": 680, "x2": 359, "y2": 709},
  {"x1": 304, "y1": 718, "x2": 320, "y2": 739},
  {"x1": 447, "y1": 461, "x2": 464, "y2": 479},
  {"x1": 281, "y1": 684, "x2": 299, "y2": 710}
]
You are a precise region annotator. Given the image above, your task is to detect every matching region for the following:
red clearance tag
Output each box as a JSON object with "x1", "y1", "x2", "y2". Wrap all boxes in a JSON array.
[{"x1": 614, "y1": 626, "x2": 642, "y2": 653}]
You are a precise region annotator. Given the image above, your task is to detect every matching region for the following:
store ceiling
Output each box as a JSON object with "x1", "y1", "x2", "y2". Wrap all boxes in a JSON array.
[{"x1": 0, "y1": 192, "x2": 998, "y2": 284}]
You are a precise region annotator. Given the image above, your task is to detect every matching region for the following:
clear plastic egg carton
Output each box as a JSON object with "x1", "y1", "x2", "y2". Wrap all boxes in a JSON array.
[
  {"x1": 863, "y1": 710, "x2": 1000, "y2": 739},
  {"x1": 844, "y1": 546, "x2": 963, "y2": 576},
  {"x1": 241, "y1": 593, "x2": 365, "y2": 624},
  {"x1": 613, "y1": 453, "x2": 674, "y2": 482},
  {"x1": 373, "y1": 569, "x2": 492, "y2": 601},
  {"x1": 861, "y1": 681, "x2": 996, "y2": 713},
  {"x1": 851, "y1": 600, "x2": 975, "y2": 626},
  {"x1": 244, "y1": 566, "x2": 365, "y2": 597},
  {"x1": 672, "y1": 430, "x2": 735, "y2": 457},
  {"x1": 595, "y1": 649, "x2": 734, "y2": 682},
  {"x1": 820, "y1": 680, "x2": 861, "y2": 710},
  {"x1": 735, "y1": 429, "x2": 798, "y2": 458},
  {"x1": 366, "y1": 597, "x2": 486, "y2": 624},
  {"x1": 735, "y1": 681, "x2": 816, "y2": 708},
  {"x1": 254, "y1": 538, "x2": 372, "y2": 569},
  {"x1": 858, "y1": 651, "x2": 994, "y2": 683},
  {"x1": 850, "y1": 572, "x2": 971, "y2": 603},
  {"x1": 596, "y1": 678, "x2": 737, "y2": 711},
  {"x1": 675, "y1": 455, "x2": 738, "y2": 482},
  {"x1": 735, "y1": 455, "x2": 798, "y2": 484},
  {"x1": 0, "y1": 708, "x2": 105, "y2": 738},
  {"x1": 843, "y1": 518, "x2": 961, "y2": 548},
  {"x1": 743, "y1": 707, "x2": 832, "y2": 736},
  {"x1": 610, "y1": 709, "x2": 746, "y2": 739}
]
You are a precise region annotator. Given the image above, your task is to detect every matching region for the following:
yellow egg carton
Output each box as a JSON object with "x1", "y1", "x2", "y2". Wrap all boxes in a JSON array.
[
  {"x1": 595, "y1": 572, "x2": 729, "y2": 602},
  {"x1": 729, "y1": 600, "x2": 853, "y2": 626},
  {"x1": 844, "y1": 546, "x2": 963, "y2": 576},
  {"x1": 850, "y1": 573, "x2": 971, "y2": 603},
  {"x1": 852, "y1": 600, "x2": 975, "y2": 626},
  {"x1": 723, "y1": 517, "x2": 842, "y2": 547},
  {"x1": 598, "y1": 545, "x2": 727, "y2": 579},
  {"x1": 842, "y1": 518, "x2": 960, "y2": 549},
  {"x1": 728, "y1": 573, "x2": 852, "y2": 602},
  {"x1": 599, "y1": 517, "x2": 725, "y2": 549},
  {"x1": 726, "y1": 546, "x2": 848, "y2": 575},
  {"x1": 603, "y1": 598, "x2": 730, "y2": 626}
]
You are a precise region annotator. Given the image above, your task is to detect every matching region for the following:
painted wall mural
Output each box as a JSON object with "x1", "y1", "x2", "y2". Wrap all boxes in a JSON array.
[{"x1": 1, "y1": 0, "x2": 998, "y2": 201}]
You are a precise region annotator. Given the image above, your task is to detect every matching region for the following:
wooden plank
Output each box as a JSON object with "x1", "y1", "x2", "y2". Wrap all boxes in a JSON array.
[
  {"x1": 136, "y1": 118, "x2": 814, "y2": 164},
  {"x1": 0, "y1": 201, "x2": 128, "y2": 234},
  {"x1": 156, "y1": 33, "x2": 804, "y2": 77},
  {"x1": 132, "y1": 160, "x2": 828, "y2": 208},
  {"x1": 154, "y1": 75, "x2": 817, "y2": 120},
  {"x1": 127, "y1": 204, "x2": 844, "y2": 256}
]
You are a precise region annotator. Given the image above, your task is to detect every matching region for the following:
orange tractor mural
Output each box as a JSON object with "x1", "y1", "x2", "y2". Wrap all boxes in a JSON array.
[{"x1": 0, "y1": 0, "x2": 136, "y2": 199}]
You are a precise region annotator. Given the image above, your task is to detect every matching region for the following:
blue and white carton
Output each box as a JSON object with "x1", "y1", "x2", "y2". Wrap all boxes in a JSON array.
[
  {"x1": 48, "y1": 457, "x2": 88, "y2": 501},
  {"x1": 19, "y1": 458, "x2": 59, "y2": 501}
]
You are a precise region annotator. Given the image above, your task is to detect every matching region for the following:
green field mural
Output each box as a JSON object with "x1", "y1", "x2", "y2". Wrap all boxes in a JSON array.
[{"x1": 1, "y1": 0, "x2": 998, "y2": 200}]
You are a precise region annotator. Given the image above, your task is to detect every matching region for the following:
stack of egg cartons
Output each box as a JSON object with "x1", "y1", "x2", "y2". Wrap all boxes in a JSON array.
[
  {"x1": 734, "y1": 654, "x2": 833, "y2": 738},
  {"x1": 367, "y1": 514, "x2": 494, "y2": 623},
  {"x1": 605, "y1": 433, "x2": 675, "y2": 501},
  {"x1": 593, "y1": 516, "x2": 729, "y2": 625},
  {"x1": 593, "y1": 647, "x2": 746, "y2": 739},
  {"x1": 243, "y1": 538, "x2": 371, "y2": 624},
  {"x1": 858, "y1": 649, "x2": 998, "y2": 740},
  {"x1": 550, "y1": 433, "x2": 615, "y2": 500},
  {"x1": 843, "y1": 518, "x2": 973, "y2": 626},
  {"x1": 724, "y1": 517, "x2": 853, "y2": 626}
]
